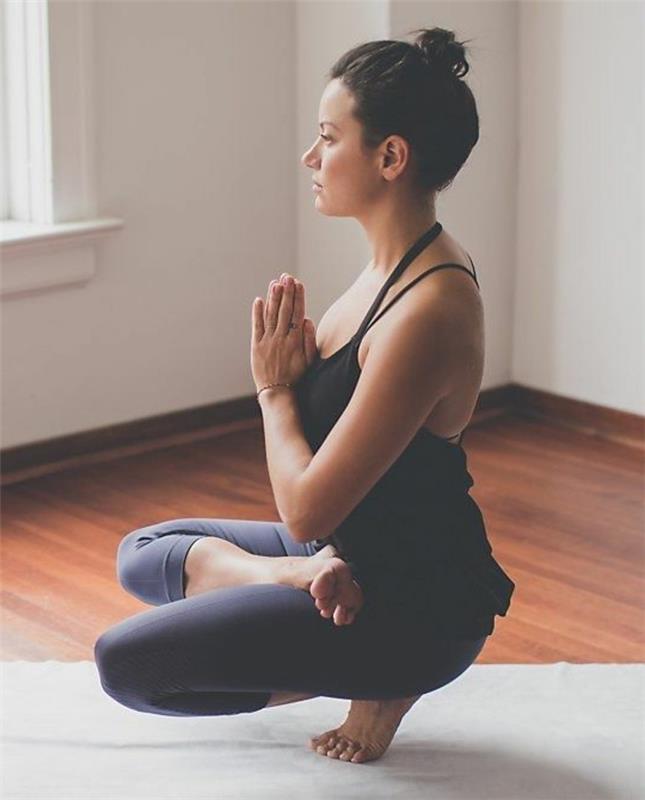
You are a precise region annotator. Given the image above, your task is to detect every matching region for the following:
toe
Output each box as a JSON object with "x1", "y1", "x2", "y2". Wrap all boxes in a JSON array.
[
  {"x1": 311, "y1": 728, "x2": 346, "y2": 755},
  {"x1": 339, "y1": 740, "x2": 359, "y2": 761},
  {"x1": 316, "y1": 733, "x2": 338, "y2": 754},
  {"x1": 326, "y1": 734, "x2": 341, "y2": 750},
  {"x1": 326, "y1": 739, "x2": 346, "y2": 758},
  {"x1": 310, "y1": 728, "x2": 333, "y2": 744}
]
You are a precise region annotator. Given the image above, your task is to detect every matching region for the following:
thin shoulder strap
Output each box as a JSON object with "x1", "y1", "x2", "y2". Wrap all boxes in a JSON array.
[
  {"x1": 353, "y1": 221, "x2": 443, "y2": 343},
  {"x1": 466, "y1": 251, "x2": 479, "y2": 285},
  {"x1": 361, "y1": 261, "x2": 480, "y2": 337}
]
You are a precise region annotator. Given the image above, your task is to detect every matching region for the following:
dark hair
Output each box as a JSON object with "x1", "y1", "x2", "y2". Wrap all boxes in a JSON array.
[{"x1": 326, "y1": 27, "x2": 479, "y2": 194}]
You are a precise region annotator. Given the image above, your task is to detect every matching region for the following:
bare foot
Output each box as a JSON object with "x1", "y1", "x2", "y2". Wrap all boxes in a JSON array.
[
  {"x1": 294, "y1": 545, "x2": 365, "y2": 626},
  {"x1": 309, "y1": 694, "x2": 422, "y2": 764}
]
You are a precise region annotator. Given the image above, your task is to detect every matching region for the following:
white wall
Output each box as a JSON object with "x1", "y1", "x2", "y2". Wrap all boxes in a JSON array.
[
  {"x1": 1, "y1": 0, "x2": 641, "y2": 451},
  {"x1": 1, "y1": 1, "x2": 297, "y2": 448},
  {"x1": 513, "y1": 0, "x2": 644, "y2": 415}
]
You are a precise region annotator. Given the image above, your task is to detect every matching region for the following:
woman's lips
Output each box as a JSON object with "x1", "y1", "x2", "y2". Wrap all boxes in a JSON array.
[{"x1": 312, "y1": 183, "x2": 322, "y2": 192}]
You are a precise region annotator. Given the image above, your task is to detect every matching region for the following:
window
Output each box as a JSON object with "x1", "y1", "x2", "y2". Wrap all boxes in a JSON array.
[
  {"x1": 0, "y1": 0, "x2": 122, "y2": 285},
  {"x1": 1, "y1": 0, "x2": 53, "y2": 224}
]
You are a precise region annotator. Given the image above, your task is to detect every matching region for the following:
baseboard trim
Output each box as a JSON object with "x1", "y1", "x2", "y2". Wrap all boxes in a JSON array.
[
  {"x1": 1, "y1": 384, "x2": 642, "y2": 486},
  {"x1": 510, "y1": 384, "x2": 644, "y2": 450}
]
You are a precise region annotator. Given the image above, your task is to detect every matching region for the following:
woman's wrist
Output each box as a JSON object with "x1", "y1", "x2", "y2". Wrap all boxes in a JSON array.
[{"x1": 256, "y1": 382, "x2": 293, "y2": 399}]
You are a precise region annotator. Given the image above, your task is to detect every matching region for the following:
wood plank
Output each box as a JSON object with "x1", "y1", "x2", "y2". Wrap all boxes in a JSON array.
[{"x1": 1, "y1": 415, "x2": 642, "y2": 663}]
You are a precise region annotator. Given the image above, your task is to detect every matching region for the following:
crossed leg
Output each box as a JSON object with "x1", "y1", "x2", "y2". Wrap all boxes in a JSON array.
[
  {"x1": 183, "y1": 533, "x2": 363, "y2": 627},
  {"x1": 98, "y1": 518, "x2": 381, "y2": 708},
  {"x1": 95, "y1": 516, "x2": 487, "y2": 762}
]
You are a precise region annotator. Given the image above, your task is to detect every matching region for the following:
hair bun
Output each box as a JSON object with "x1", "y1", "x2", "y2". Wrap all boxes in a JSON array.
[{"x1": 411, "y1": 27, "x2": 469, "y2": 79}]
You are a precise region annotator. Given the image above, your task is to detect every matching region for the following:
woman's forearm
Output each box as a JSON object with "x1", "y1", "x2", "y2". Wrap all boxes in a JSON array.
[{"x1": 257, "y1": 387, "x2": 313, "y2": 535}]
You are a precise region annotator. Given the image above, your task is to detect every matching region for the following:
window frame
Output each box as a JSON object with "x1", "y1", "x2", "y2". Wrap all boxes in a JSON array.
[{"x1": 1, "y1": 1, "x2": 123, "y2": 293}]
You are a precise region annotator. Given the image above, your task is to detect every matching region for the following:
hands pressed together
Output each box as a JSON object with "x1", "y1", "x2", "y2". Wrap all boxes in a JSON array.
[{"x1": 251, "y1": 272, "x2": 318, "y2": 393}]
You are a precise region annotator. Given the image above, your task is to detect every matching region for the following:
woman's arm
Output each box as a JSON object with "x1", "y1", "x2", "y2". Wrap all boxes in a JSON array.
[
  {"x1": 288, "y1": 291, "x2": 466, "y2": 543},
  {"x1": 257, "y1": 387, "x2": 314, "y2": 533}
]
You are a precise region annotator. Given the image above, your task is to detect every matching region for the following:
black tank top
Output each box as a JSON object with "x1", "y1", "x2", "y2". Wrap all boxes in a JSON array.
[{"x1": 293, "y1": 221, "x2": 516, "y2": 637}]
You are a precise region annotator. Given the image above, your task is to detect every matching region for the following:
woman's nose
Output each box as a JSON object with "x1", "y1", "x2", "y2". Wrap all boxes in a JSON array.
[{"x1": 301, "y1": 143, "x2": 318, "y2": 168}]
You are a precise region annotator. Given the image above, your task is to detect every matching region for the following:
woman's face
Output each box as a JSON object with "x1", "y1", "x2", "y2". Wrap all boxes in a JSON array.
[{"x1": 301, "y1": 79, "x2": 383, "y2": 217}]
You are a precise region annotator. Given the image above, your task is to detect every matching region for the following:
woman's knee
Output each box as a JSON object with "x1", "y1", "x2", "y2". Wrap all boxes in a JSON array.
[
  {"x1": 115, "y1": 525, "x2": 207, "y2": 605},
  {"x1": 94, "y1": 624, "x2": 155, "y2": 712},
  {"x1": 115, "y1": 526, "x2": 177, "y2": 605},
  {"x1": 115, "y1": 529, "x2": 147, "y2": 597},
  {"x1": 94, "y1": 625, "x2": 133, "y2": 703}
]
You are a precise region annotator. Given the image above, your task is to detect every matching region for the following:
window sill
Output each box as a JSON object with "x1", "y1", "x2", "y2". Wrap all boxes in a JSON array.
[
  {"x1": 0, "y1": 218, "x2": 124, "y2": 298},
  {"x1": 0, "y1": 218, "x2": 124, "y2": 255}
]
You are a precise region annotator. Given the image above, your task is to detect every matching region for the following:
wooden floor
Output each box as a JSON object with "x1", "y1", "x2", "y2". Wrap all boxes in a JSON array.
[{"x1": 1, "y1": 413, "x2": 643, "y2": 663}]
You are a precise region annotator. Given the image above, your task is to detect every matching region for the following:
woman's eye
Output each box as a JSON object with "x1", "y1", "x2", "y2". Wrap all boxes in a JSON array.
[{"x1": 319, "y1": 133, "x2": 331, "y2": 142}]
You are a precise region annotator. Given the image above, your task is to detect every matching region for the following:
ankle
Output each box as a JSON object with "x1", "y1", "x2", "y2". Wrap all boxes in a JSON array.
[
  {"x1": 351, "y1": 694, "x2": 421, "y2": 716},
  {"x1": 272, "y1": 556, "x2": 310, "y2": 590}
]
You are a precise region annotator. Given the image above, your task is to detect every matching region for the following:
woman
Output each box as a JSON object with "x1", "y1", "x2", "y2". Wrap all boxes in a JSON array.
[{"x1": 95, "y1": 27, "x2": 515, "y2": 765}]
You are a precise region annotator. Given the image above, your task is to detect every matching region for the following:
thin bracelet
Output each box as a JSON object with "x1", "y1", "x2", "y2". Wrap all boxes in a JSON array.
[{"x1": 256, "y1": 382, "x2": 293, "y2": 399}]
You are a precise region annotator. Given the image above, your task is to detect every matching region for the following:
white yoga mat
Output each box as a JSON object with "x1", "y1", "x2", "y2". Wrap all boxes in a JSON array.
[{"x1": 1, "y1": 661, "x2": 643, "y2": 800}]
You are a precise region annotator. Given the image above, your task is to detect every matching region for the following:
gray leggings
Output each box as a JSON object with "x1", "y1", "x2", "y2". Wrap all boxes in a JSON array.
[{"x1": 94, "y1": 517, "x2": 487, "y2": 716}]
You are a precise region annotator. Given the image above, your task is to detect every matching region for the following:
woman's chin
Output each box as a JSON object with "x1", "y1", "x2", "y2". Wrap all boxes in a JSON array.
[{"x1": 314, "y1": 192, "x2": 328, "y2": 209}]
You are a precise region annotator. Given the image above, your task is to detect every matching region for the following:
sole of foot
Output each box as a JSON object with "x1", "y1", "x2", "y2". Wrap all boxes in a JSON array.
[{"x1": 306, "y1": 547, "x2": 364, "y2": 626}]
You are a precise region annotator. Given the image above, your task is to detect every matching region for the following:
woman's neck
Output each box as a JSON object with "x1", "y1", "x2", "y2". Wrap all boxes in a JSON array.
[{"x1": 359, "y1": 203, "x2": 438, "y2": 280}]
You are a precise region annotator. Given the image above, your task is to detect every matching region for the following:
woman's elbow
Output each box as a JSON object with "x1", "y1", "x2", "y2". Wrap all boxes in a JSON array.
[
  {"x1": 288, "y1": 507, "x2": 333, "y2": 545},
  {"x1": 287, "y1": 515, "x2": 316, "y2": 544}
]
